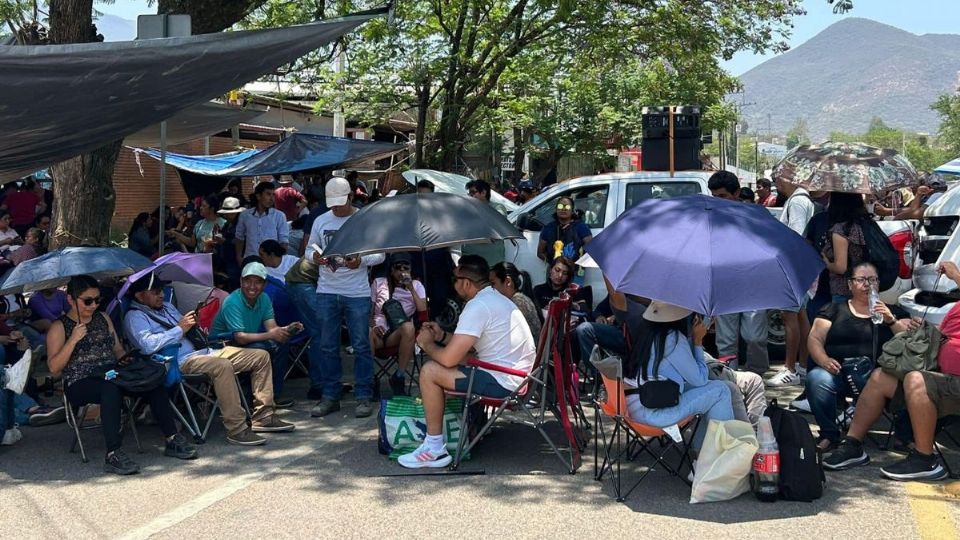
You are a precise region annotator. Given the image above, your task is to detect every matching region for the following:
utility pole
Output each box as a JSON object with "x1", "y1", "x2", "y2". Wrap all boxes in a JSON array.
[{"x1": 333, "y1": 41, "x2": 346, "y2": 138}]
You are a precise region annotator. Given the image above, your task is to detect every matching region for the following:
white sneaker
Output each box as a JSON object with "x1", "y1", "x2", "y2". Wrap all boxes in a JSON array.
[
  {"x1": 790, "y1": 398, "x2": 812, "y2": 413},
  {"x1": 397, "y1": 442, "x2": 453, "y2": 469},
  {"x1": 1, "y1": 427, "x2": 23, "y2": 446},
  {"x1": 765, "y1": 367, "x2": 802, "y2": 387},
  {"x1": 3, "y1": 350, "x2": 32, "y2": 395}
]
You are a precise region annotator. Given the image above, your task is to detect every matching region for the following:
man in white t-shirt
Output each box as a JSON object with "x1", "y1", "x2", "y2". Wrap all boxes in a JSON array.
[
  {"x1": 398, "y1": 255, "x2": 536, "y2": 469},
  {"x1": 306, "y1": 177, "x2": 385, "y2": 419},
  {"x1": 766, "y1": 176, "x2": 817, "y2": 388}
]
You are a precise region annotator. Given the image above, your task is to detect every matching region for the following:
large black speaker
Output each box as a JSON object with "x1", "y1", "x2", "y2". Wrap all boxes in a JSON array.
[{"x1": 641, "y1": 106, "x2": 702, "y2": 171}]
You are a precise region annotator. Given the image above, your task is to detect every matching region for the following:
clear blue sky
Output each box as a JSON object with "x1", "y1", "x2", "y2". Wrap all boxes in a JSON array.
[{"x1": 101, "y1": 0, "x2": 960, "y2": 76}]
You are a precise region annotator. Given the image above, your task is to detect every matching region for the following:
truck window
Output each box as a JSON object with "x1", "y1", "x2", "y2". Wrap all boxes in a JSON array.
[
  {"x1": 530, "y1": 185, "x2": 609, "y2": 229},
  {"x1": 624, "y1": 182, "x2": 701, "y2": 210}
]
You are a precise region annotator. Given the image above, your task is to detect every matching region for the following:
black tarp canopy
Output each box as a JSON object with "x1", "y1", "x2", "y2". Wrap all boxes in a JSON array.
[{"x1": 0, "y1": 8, "x2": 387, "y2": 182}]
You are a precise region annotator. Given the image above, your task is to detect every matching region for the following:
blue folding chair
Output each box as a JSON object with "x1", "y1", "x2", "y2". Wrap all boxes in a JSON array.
[{"x1": 263, "y1": 277, "x2": 312, "y2": 383}]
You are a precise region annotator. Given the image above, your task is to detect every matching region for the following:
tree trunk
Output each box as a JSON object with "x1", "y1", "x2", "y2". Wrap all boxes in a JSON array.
[
  {"x1": 157, "y1": 0, "x2": 268, "y2": 34},
  {"x1": 512, "y1": 127, "x2": 526, "y2": 183},
  {"x1": 48, "y1": 0, "x2": 120, "y2": 249},
  {"x1": 414, "y1": 80, "x2": 430, "y2": 168}
]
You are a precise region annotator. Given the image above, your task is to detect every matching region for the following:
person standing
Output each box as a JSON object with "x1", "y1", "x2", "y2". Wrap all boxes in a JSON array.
[
  {"x1": 5, "y1": 179, "x2": 40, "y2": 237},
  {"x1": 307, "y1": 177, "x2": 385, "y2": 418},
  {"x1": 708, "y1": 171, "x2": 770, "y2": 375},
  {"x1": 756, "y1": 178, "x2": 777, "y2": 207},
  {"x1": 537, "y1": 195, "x2": 593, "y2": 265},
  {"x1": 235, "y1": 182, "x2": 290, "y2": 263},
  {"x1": 765, "y1": 176, "x2": 816, "y2": 387},
  {"x1": 274, "y1": 175, "x2": 307, "y2": 222},
  {"x1": 461, "y1": 180, "x2": 504, "y2": 266}
]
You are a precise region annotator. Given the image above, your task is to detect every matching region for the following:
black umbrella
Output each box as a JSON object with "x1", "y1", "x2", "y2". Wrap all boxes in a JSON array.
[{"x1": 321, "y1": 192, "x2": 523, "y2": 257}]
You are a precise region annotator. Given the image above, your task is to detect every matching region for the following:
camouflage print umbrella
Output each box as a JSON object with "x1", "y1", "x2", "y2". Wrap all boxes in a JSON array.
[{"x1": 772, "y1": 141, "x2": 919, "y2": 194}]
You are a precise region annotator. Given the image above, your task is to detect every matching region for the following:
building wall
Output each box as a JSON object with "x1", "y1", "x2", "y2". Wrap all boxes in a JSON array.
[{"x1": 112, "y1": 136, "x2": 273, "y2": 229}]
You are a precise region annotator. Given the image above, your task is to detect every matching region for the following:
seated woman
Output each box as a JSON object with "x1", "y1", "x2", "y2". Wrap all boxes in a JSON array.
[
  {"x1": 532, "y1": 256, "x2": 575, "y2": 316},
  {"x1": 805, "y1": 262, "x2": 911, "y2": 451},
  {"x1": 259, "y1": 239, "x2": 299, "y2": 283},
  {"x1": 369, "y1": 253, "x2": 427, "y2": 396},
  {"x1": 623, "y1": 301, "x2": 733, "y2": 451},
  {"x1": 166, "y1": 195, "x2": 225, "y2": 254},
  {"x1": 3, "y1": 228, "x2": 44, "y2": 266},
  {"x1": 490, "y1": 261, "x2": 541, "y2": 340},
  {"x1": 127, "y1": 212, "x2": 154, "y2": 259},
  {"x1": 46, "y1": 275, "x2": 197, "y2": 475},
  {"x1": 823, "y1": 261, "x2": 960, "y2": 481}
]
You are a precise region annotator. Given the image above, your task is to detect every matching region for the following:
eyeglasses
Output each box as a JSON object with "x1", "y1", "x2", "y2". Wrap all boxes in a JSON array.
[
  {"x1": 850, "y1": 276, "x2": 879, "y2": 285},
  {"x1": 393, "y1": 264, "x2": 411, "y2": 271},
  {"x1": 77, "y1": 296, "x2": 101, "y2": 306},
  {"x1": 556, "y1": 204, "x2": 573, "y2": 211}
]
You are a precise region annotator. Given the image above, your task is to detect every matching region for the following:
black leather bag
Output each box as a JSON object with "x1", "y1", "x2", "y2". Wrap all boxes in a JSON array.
[
  {"x1": 381, "y1": 298, "x2": 409, "y2": 332},
  {"x1": 97, "y1": 353, "x2": 166, "y2": 393},
  {"x1": 635, "y1": 379, "x2": 681, "y2": 409}
]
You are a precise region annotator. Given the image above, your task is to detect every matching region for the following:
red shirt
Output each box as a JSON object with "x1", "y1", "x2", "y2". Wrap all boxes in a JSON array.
[
  {"x1": 4, "y1": 190, "x2": 39, "y2": 225},
  {"x1": 273, "y1": 186, "x2": 305, "y2": 221},
  {"x1": 761, "y1": 193, "x2": 778, "y2": 207},
  {"x1": 938, "y1": 303, "x2": 960, "y2": 376}
]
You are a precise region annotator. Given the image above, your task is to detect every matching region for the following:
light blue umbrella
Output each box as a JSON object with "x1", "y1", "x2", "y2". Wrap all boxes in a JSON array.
[{"x1": 0, "y1": 246, "x2": 152, "y2": 294}]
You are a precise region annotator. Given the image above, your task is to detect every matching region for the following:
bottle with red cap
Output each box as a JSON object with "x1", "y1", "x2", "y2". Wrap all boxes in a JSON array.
[{"x1": 751, "y1": 416, "x2": 780, "y2": 502}]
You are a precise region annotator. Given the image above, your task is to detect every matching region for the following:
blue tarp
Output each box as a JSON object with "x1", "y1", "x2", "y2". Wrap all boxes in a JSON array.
[{"x1": 133, "y1": 133, "x2": 403, "y2": 177}]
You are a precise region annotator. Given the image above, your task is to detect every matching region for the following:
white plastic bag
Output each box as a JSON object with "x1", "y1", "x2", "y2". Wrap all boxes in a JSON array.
[{"x1": 690, "y1": 419, "x2": 759, "y2": 504}]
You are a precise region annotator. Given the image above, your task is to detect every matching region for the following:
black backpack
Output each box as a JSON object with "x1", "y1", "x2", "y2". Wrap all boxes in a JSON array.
[
  {"x1": 764, "y1": 403, "x2": 824, "y2": 502},
  {"x1": 856, "y1": 217, "x2": 899, "y2": 291}
]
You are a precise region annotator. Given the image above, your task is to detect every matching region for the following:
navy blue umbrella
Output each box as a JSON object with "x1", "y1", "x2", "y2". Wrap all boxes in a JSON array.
[
  {"x1": 584, "y1": 194, "x2": 824, "y2": 317},
  {"x1": 0, "y1": 247, "x2": 152, "y2": 294}
]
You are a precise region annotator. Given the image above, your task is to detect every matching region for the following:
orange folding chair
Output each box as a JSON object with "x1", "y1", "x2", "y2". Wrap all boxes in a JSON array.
[{"x1": 593, "y1": 366, "x2": 700, "y2": 501}]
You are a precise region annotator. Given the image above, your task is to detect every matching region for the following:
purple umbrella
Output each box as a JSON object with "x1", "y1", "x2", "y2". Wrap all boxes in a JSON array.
[
  {"x1": 584, "y1": 194, "x2": 824, "y2": 317},
  {"x1": 113, "y1": 252, "x2": 214, "y2": 301}
]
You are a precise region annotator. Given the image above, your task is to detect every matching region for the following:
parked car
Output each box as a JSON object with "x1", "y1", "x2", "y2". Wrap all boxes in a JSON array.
[
  {"x1": 899, "y1": 183, "x2": 960, "y2": 325},
  {"x1": 506, "y1": 171, "x2": 713, "y2": 306}
]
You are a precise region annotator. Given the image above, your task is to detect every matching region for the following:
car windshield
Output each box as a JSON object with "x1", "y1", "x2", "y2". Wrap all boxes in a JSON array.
[{"x1": 624, "y1": 181, "x2": 701, "y2": 210}]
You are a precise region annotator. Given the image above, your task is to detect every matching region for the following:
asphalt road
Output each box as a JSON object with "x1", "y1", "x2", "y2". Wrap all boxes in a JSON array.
[{"x1": 2, "y1": 375, "x2": 959, "y2": 539}]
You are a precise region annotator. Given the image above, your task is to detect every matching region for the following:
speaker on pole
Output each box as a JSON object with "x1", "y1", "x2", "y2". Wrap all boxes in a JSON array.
[{"x1": 640, "y1": 106, "x2": 703, "y2": 171}]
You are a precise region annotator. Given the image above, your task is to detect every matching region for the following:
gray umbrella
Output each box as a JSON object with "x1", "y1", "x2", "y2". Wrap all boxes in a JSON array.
[
  {"x1": 320, "y1": 192, "x2": 523, "y2": 257},
  {"x1": 0, "y1": 247, "x2": 152, "y2": 294}
]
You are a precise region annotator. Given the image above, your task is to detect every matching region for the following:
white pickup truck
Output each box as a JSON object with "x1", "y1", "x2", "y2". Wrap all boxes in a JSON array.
[{"x1": 505, "y1": 171, "x2": 713, "y2": 305}]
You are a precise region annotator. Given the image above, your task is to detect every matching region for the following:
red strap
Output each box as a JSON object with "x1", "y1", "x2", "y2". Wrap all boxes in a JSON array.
[{"x1": 466, "y1": 358, "x2": 528, "y2": 378}]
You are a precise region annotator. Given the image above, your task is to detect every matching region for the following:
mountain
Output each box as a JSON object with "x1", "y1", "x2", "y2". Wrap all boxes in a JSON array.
[
  {"x1": 97, "y1": 14, "x2": 136, "y2": 42},
  {"x1": 739, "y1": 18, "x2": 960, "y2": 141}
]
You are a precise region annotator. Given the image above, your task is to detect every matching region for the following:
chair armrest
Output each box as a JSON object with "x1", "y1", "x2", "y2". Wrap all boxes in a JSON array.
[{"x1": 466, "y1": 358, "x2": 527, "y2": 378}]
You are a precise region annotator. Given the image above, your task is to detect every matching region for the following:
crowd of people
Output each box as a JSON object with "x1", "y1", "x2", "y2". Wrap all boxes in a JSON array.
[{"x1": 3, "y1": 166, "x2": 959, "y2": 484}]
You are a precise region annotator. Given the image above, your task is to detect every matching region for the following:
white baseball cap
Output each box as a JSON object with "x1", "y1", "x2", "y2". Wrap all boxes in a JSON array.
[
  {"x1": 241, "y1": 262, "x2": 268, "y2": 280},
  {"x1": 326, "y1": 177, "x2": 351, "y2": 207}
]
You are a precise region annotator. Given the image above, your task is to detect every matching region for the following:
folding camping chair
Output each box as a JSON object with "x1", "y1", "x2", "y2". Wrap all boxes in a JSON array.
[
  {"x1": 374, "y1": 310, "x2": 429, "y2": 395},
  {"x1": 263, "y1": 277, "x2": 312, "y2": 381},
  {"x1": 447, "y1": 294, "x2": 584, "y2": 473},
  {"x1": 592, "y1": 358, "x2": 700, "y2": 502},
  {"x1": 64, "y1": 392, "x2": 142, "y2": 463}
]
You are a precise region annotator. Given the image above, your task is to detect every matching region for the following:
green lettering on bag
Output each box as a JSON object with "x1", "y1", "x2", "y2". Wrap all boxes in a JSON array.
[
  {"x1": 392, "y1": 419, "x2": 419, "y2": 446},
  {"x1": 444, "y1": 416, "x2": 461, "y2": 443}
]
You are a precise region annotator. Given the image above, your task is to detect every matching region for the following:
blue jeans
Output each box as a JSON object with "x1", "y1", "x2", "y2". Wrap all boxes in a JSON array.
[
  {"x1": 286, "y1": 282, "x2": 323, "y2": 391},
  {"x1": 317, "y1": 293, "x2": 374, "y2": 401},
  {"x1": 575, "y1": 322, "x2": 626, "y2": 367},
  {"x1": 626, "y1": 380, "x2": 733, "y2": 450},
  {"x1": 805, "y1": 366, "x2": 850, "y2": 443}
]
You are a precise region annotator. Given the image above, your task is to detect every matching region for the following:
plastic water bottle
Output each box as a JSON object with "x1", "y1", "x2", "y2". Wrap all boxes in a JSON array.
[
  {"x1": 869, "y1": 285, "x2": 884, "y2": 325},
  {"x1": 751, "y1": 416, "x2": 780, "y2": 502}
]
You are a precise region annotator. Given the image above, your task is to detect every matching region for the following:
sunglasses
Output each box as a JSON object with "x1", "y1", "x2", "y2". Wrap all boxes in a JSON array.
[
  {"x1": 393, "y1": 264, "x2": 411, "y2": 271},
  {"x1": 77, "y1": 296, "x2": 101, "y2": 306},
  {"x1": 556, "y1": 203, "x2": 573, "y2": 211}
]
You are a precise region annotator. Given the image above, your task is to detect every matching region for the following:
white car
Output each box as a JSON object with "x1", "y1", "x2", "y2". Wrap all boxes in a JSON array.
[{"x1": 506, "y1": 171, "x2": 713, "y2": 306}]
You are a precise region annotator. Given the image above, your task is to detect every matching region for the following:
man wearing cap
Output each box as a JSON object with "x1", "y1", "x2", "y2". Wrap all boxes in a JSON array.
[
  {"x1": 307, "y1": 177, "x2": 385, "y2": 418},
  {"x1": 123, "y1": 271, "x2": 294, "y2": 446},
  {"x1": 517, "y1": 180, "x2": 537, "y2": 204},
  {"x1": 274, "y1": 175, "x2": 307, "y2": 222},
  {"x1": 216, "y1": 197, "x2": 244, "y2": 288},
  {"x1": 235, "y1": 182, "x2": 290, "y2": 264},
  {"x1": 211, "y1": 262, "x2": 304, "y2": 405},
  {"x1": 399, "y1": 255, "x2": 535, "y2": 468}
]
